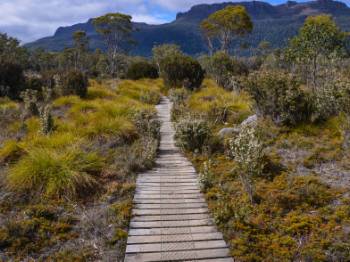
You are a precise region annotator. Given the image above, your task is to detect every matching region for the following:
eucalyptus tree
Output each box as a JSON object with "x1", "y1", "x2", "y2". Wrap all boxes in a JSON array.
[
  {"x1": 93, "y1": 13, "x2": 133, "y2": 78},
  {"x1": 286, "y1": 15, "x2": 346, "y2": 88},
  {"x1": 201, "y1": 5, "x2": 253, "y2": 54},
  {"x1": 73, "y1": 30, "x2": 89, "y2": 71},
  {"x1": 152, "y1": 44, "x2": 182, "y2": 74}
]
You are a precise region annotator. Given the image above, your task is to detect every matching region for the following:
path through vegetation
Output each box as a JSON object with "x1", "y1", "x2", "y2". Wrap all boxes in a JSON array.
[{"x1": 124, "y1": 97, "x2": 232, "y2": 262}]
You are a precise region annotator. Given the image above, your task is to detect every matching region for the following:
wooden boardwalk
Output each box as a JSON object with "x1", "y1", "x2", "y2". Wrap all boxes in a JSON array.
[{"x1": 124, "y1": 97, "x2": 233, "y2": 262}]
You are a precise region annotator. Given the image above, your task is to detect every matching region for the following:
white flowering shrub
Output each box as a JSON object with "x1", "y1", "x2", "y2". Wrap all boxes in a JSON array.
[
  {"x1": 199, "y1": 160, "x2": 213, "y2": 192},
  {"x1": 229, "y1": 125, "x2": 265, "y2": 203}
]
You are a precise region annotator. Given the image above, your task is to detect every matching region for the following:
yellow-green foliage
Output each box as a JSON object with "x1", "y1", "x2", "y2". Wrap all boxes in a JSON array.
[
  {"x1": 54, "y1": 83, "x2": 156, "y2": 139},
  {"x1": 4, "y1": 79, "x2": 161, "y2": 200},
  {"x1": 7, "y1": 146, "x2": 103, "y2": 199},
  {"x1": 0, "y1": 140, "x2": 23, "y2": 163},
  {"x1": 188, "y1": 79, "x2": 252, "y2": 124},
  {"x1": 117, "y1": 79, "x2": 162, "y2": 104},
  {"x1": 0, "y1": 97, "x2": 18, "y2": 110}
]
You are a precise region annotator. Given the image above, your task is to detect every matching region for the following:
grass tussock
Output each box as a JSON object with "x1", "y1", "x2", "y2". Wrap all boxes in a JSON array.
[
  {"x1": 7, "y1": 146, "x2": 103, "y2": 199},
  {"x1": 2, "y1": 79, "x2": 162, "y2": 200}
]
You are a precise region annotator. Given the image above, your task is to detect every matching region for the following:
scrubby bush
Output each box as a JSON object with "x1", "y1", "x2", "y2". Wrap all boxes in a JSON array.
[
  {"x1": 175, "y1": 117, "x2": 211, "y2": 152},
  {"x1": 20, "y1": 89, "x2": 39, "y2": 119},
  {"x1": 162, "y1": 54, "x2": 204, "y2": 90},
  {"x1": 126, "y1": 61, "x2": 158, "y2": 80},
  {"x1": 25, "y1": 76, "x2": 43, "y2": 92},
  {"x1": 0, "y1": 62, "x2": 25, "y2": 99},
  {"x1": 133, "y1": 111, "x2": 161, "y2": 140},
  {"x1": 61, "y1": 70, "x2": 88, "y2": 98},
  {"x1": 168, "y1": 88, "x2": 189, "y2": 105},
  {"x1": 229, "y1": 125, "x2": 265, "y2": 204},
  {"x1": 310, "y1": 78, "x2": 350, "y2": 123},
  {"x1": 201, "y1": 52, "x2": 248, "y2": 90},
  {"x1": 245, "y1": 71, "x2": 310, "y2": 126}
]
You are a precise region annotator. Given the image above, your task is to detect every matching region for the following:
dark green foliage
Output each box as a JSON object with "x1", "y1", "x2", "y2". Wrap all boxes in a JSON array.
[
  {"x1": 0, "y1": 63, "x2": 25, "y2": 100},
  {"x1": 162, "y1": 54, "x2": 204, "y2": 90},
  {"x1": 0, "y1": 33, "x2": 29, "y2": 66},
  {"x1": 126, "y1": 61, "x2": 159, "y2": 80},
  {"x1": 25, "y1": 76, "x2": 43, "y2": 92},
  {"x1": 245, "y1": 71, "x2": 310, "y2": 126},
  {"x1": 41, "y1": 70, "x2": 58, "y2": 89},
  {"x1": 62, "y1": 71, "x2": 88, "y2": 98},
  {"x1": 20, "y1": 89, "x2": 39, "y2": 118}
]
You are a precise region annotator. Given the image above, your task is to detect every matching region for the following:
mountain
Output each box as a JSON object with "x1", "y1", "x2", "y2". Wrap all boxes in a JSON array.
[{"x1": 25, "y1": 0, "x2": 350, "y2": 56}]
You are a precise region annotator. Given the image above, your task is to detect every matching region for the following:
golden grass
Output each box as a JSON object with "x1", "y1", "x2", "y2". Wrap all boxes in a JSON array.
[
  {"x1": 188, "y1": 79, "x2": 253, "y2": 124},
  {"x1": 4, "y1": 79, "x2": 162, "y2": 200},
  {"x1": 0, "y1": 97, "x2": 18, "y2": 110},
  {"x1": 0, "y1": 140, "x2": 23, "y2": 163},
  {"x1": 117, "y1": 79, "x2": 162, "y2": 104}
]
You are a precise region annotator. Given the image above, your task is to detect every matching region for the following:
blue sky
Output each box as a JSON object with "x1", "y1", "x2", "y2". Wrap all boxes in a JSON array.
[{"x1": 0, "y1": 0, "x2": 348, "y2": 43}]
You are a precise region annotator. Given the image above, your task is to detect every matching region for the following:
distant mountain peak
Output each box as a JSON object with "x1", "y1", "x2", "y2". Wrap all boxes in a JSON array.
[{"x1": 26, "y1": 0, "x2": 350, "y2": 56}]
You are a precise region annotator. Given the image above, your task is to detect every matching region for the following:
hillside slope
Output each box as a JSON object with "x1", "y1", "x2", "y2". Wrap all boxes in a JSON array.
[{"x1": 26, "y1": 0, "x2": 350, "y2": 56}]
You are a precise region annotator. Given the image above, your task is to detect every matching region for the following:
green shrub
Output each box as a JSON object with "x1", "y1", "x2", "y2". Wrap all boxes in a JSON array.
[
  {"x1": 201, "y1": 52, "x2": 248, "y2": 90},
  {"x1": 175, "y1": 117, "x2": 211, "y2": 152},
  {"x1": 7, "y1": 147, "x2": 103, "y2": 199},
  {"x1": 162, "y1": 54, "x2": 204, "y2": 90},
  {"x1": 245, "y1": 71, "x2": 310, "y2": 126},
  {"x1": 126, "y1": 61, "x2": 159, "y2": 80},
  {"x1": 310, "y1": 78, "x2": 350, "y2": 123},
  {"x1": 0, "y1": 62, "x2": 25, "y2": 99},
  {"x1": 61, "y1": 71, "x2": 88, "y2": 98}
]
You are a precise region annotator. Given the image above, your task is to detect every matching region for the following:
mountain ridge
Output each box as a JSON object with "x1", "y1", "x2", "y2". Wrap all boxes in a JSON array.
[{"x1": 26, "y1": 0, "x2": 350, "y2": 56}]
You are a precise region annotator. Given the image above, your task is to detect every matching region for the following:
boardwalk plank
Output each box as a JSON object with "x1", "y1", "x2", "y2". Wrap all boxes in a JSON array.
[{"x1": 124, "y1": 97, "x2": 231, "y2": 262}]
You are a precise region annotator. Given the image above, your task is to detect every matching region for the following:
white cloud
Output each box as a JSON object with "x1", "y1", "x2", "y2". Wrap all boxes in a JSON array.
[{"x1": 1, "y1": 0, "x2": 347, "y2": 42}]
